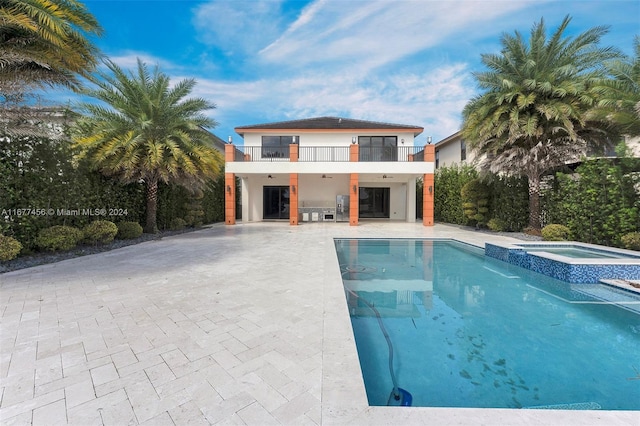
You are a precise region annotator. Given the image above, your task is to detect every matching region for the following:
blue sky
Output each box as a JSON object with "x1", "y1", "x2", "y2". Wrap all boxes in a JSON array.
[{"x1": 74, "y1": 0, "x2": 639, "y2": 144}]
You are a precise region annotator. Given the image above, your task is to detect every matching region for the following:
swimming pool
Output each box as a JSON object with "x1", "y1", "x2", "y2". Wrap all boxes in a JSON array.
[{"x1": 335, "y1": 239, "x2": 640, "y2": 410}]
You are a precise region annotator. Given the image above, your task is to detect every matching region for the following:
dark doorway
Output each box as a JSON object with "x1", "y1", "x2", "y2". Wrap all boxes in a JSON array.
[
  {"x1": 359, "y1": 187, "x2": 390, "y2": 218},
  {"x1": 263, "y1": 186, "x2": 290, "y2": 220}
]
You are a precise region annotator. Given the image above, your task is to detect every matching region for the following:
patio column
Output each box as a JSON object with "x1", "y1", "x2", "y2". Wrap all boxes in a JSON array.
[
  {"x1": 225, "y1": 144, "x2": 236, "y2": 225},
  {"x1": 289, "y1": 144, "x2": 299, "y2": 225},
  {"x1": 423, "y1": 144, "x2": 435, "y2": 226},
  {"x1": 349, "y1": 142, "x2": 359, "y2": 226},
  {"x1": 349, "y1": 173, "x2": 359, "y2": 226},
  {"x1": 289, "y1": 143, "x2": 298, "y2": 162},
  {"x1": 290, "y1": 173, "x2": 299, "y2": 225}
]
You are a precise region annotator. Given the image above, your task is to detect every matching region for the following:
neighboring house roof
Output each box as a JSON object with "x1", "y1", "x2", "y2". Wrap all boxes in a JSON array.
[
  {"x1": 235, "y1": 116, "x2": 424, "y2": 137},
  {"x1": 434, "y1": 131, "x2": 462, "y2": 148},
  {"x1": 201, "y1": 130, "x2": 227, "y2": 153}
]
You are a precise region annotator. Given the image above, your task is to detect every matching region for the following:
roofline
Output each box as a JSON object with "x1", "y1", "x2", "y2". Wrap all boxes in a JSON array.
[
  {"x1": 234, "y1": 116, "x2": 424, "y2": 137},
  {"x1": 434, "y1": 130, "x2": 462, "y2": 147},
  {"x1": 236, "y1": 127, "x2": 424, "y2": 136}
]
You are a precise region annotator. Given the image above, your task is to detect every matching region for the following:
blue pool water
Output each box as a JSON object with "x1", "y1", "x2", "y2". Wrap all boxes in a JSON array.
[
  {"x1": 335, "y1": 239, "x2": 640, "y2": 410},
  {"x1": 526, "y1": 247, "x2": 625, "y2": 259}
]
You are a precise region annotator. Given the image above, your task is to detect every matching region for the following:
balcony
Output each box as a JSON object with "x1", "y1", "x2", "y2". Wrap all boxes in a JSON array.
[{"x1": 233, "y1": 146, "x2": 425, "y2": 162}]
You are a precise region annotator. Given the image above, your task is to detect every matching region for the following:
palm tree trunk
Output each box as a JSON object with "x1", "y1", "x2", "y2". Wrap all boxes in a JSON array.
[
  {"x1": 145, "y1": 178, "x2": 159, "y2": 234},
  {"x1": 528, "y1": 175, "x2": 542, "y2": 230}
]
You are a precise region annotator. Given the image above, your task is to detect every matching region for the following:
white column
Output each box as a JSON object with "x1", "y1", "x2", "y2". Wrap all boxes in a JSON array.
[
  {"x1": 406, "y1": 178, "x2": 416, "y2": 223},
  {"x1": 241, "y1": 177, "x2": 250, "y2": 222}
]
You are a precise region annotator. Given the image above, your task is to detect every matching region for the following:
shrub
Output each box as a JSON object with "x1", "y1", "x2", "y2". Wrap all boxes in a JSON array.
[
  {"x1": 184, "y1": 189, "x2": 205, "y2": 227},
  {"x1": 621, "y1": 232, "x2": 640, "y2": 251},
  {"x1": 83, "y1": 220, "x2": 118, "y2": 245},
  {"x1": 116, "y1": 221, "x2": 143, "y2": 240},
  {"x1": 460, "y1": 179, "x2": 491, "y2": 227},
  {"x1": 170, "y1": 217, "x2": 187, "y2": 231},
  {"x1": 0, "y1": 235, "x2": 22, "y2": 261},
  {"x1": 36, "y1": 225, "x2": 83, "y2": 251},
  {"x1": 487, "y1": 218, "x2": 506, "y2": 232},
  {"x1": 541, "y1": 224, "x2": 572, "y2": 241}
]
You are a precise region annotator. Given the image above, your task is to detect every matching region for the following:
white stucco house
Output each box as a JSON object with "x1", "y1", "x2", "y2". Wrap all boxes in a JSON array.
[
  {"x1": 223, "y1": 117, "x2": 436, "y2": 226},
  {"x1": 434, "y1": 131, "x2": 639, "y2": 170},
  {"x1": 433, "y1": 131, "x2": 472, "y2": 169}
]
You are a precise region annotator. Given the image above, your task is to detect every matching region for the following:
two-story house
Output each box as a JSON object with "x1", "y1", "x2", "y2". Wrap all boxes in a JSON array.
[
  {"x1": 433, "y1": 131, "x2": 473, "y2": 169},
  {"x1": 434, "y1": 131, "x2": 639, "y2": 170},
  {"x1": 224, "y1": 116, "x2": 435, "y2": 226}
]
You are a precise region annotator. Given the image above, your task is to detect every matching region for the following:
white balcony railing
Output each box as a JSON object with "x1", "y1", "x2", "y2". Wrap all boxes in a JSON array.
[{"x1": 233, "y1": 146, "x2": 425, "y2": 162}]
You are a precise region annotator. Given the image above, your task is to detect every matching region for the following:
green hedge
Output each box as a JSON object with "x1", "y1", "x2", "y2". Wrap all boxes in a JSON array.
[
  {"x1": 430, "y1": 165, "x2": 528, "y2": 231},
  {"x1": 487, "y1": 175, "x2": 529, "y2": 232},
  {"x1": 0, "y1": 133, "x2": 145, "y2": 249},
  {"x1": 1, "y1": 131, "x2": 226, "y2": 253},
  {"x1": 432, "y1": 164, "x2": 478, "y2": 224},
  {"x1": 542, "y1": 158, "x2": 640, "y2": 247}
]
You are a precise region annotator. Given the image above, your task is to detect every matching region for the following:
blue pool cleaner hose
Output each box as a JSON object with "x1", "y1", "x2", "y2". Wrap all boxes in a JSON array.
[{"x1": 347, "y1": 289, "x2": 412, "y2": 406}]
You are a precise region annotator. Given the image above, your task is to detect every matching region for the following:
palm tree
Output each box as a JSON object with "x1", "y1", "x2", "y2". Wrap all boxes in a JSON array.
[
  {"x1": 461, "y1": 15, "x2": 621, "y2": 230},
  {"x1": 72, "y1": 58, "x2": 223, "y2": 233},
  {"x1": 588, "y1": 36, "x2": 640, "y2": 138},
  {"x1": 0, "y1": 0, "x2": 103, "y2": 94}
]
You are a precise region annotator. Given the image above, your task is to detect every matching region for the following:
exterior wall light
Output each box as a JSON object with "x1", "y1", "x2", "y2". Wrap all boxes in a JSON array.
[
  {"x1": 291, "y1": 185, "x2": 296, "y2": 194},
  {"x1": 352, "y1": 137, "x2": 357, "y2": 144},
  {"x1": 352, "y1": 184, "x2": 357, "y2": 193},
  {"x1": 429, "y1": 185, "x2": 433, "y2": 194},
  {"x1": 226, "y1": 185, "x2": 231, "y2": 193},
  {"x1": 427, "y1": 136, "x2": 432, "y2": 145},
  {"x1": 401, "y1": 138, "x2": 404, "y2": 144},
  {"x1": 227, "y1": 136, "x2": 232, "y2": 144}
]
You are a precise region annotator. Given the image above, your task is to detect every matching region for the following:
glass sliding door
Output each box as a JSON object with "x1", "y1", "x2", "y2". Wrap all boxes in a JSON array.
[
  {"x1": 358, "y1": 136, "x2": 397, "y2": 161},
  {"x1": 261, "y1": 136, "x2": 295, "y2": 159},
  {"x1": 263, "y1": 186, "x2": 290, "y2": 220},
  {"x1": 359, "y1": 187, "x2": 390, "y2": 218}
]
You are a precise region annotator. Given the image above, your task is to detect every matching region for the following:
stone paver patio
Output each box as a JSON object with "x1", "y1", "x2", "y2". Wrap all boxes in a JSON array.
[{"x1": 1, "y1": 222, "x2": 637, "y2": 425}]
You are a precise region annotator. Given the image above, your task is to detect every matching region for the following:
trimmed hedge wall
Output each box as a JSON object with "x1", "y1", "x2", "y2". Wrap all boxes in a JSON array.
[
  {"x1": 430, "y1": 165, "x2": 528, "y2": 231},
  {"x1": 542, "y1": 158, "x2": 640, "y2": 247},
  {"x1": 1, "y1": 133, "x2": 226, "y2": 253},
  {"x1": 430, "y1": 157, "x2": 639, "y2": 248}
]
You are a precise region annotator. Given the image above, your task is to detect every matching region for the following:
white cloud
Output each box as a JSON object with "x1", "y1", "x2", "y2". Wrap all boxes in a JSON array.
[
  {"x1": 183, "y1": 62, "x2": 475, "y2": 143},
  {"x1": 185, "y1": 1, "x2": 556, "y2": 142},
  {"x1": 258, "y1": 0, "x2": 539, "y2": 73},
  {"x1": 193, "y1": 0, "x2": 286, "y2": 56}
]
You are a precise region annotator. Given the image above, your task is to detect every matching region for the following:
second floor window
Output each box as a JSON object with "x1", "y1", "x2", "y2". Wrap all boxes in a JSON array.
[
  {"x1": 359, "y1": 136, "x2": 397, "y2": 161},
  {"x1": 435, "y1": 149, "x2": 440, "y2": 168},
  {"x1": 461, "y1": 140, "x2": 467, "y2": 161},
  {"x1": 262, "y1": 136, "x2": 296, "y2": 158}
]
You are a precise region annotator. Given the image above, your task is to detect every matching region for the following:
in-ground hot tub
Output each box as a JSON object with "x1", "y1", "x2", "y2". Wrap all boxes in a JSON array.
[{"x1": 485, "y1": 241, "x2": 640, "y2": 283}]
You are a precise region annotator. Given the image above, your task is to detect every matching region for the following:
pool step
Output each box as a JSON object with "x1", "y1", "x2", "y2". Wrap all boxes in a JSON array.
[{"x1": 600, "y1": 279, "x2": 640, "y2": 295}]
